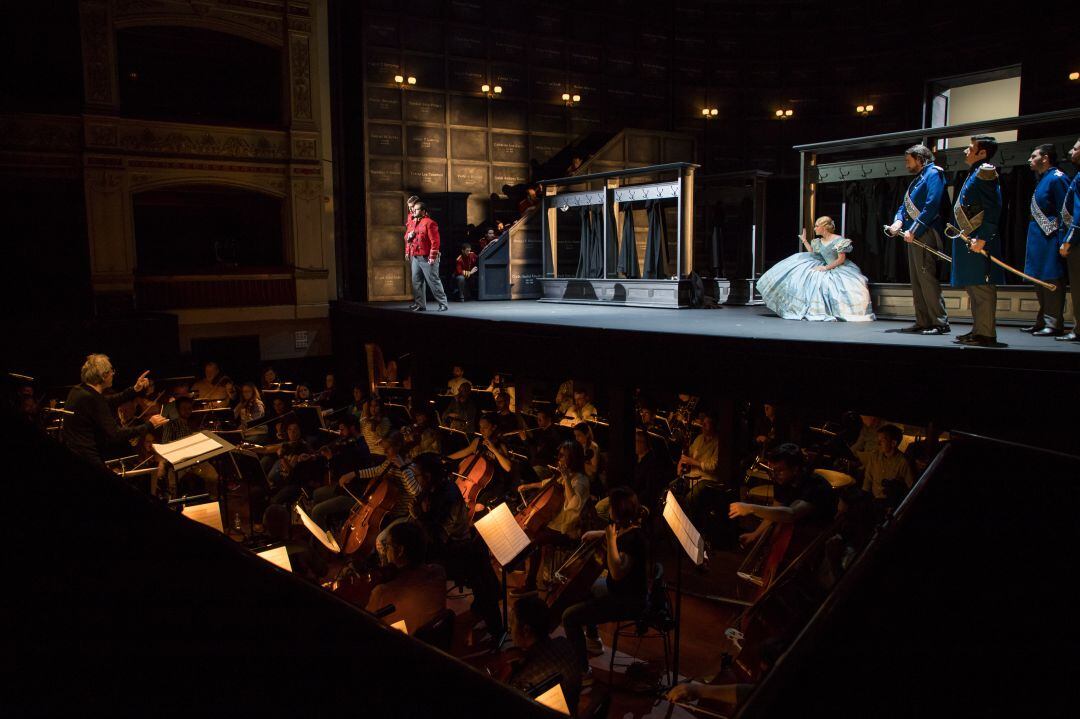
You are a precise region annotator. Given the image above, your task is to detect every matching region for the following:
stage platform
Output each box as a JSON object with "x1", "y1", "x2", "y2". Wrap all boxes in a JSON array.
[{"x1": 332, "y1": 300, "x2": 1079, "y2": 447}]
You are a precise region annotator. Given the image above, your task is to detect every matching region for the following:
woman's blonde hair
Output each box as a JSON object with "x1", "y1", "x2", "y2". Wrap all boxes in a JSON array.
[
  {"x1": 815, "y1": 216, "x2": 836, "y2": 232},
  {"x1": 80, "y1": 353, "x2": 113, "y2": 385}
]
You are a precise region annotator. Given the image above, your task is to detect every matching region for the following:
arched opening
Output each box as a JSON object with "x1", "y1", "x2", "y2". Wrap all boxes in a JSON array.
[{"x1": 117, "y1": 26, "x2": 282, "y2": 127}]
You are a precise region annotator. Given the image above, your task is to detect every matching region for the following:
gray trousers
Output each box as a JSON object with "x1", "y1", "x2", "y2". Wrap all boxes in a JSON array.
[
  {"x1": 964, "y1": 284, "x2": 997, "y2": 338},
  {"x1": 907, "y1": 228, "x2": 948, "y2": 328},
  {"x1": 1033, "y1": 282, "x2": 1066, "y2": 331},
  {"x1": 1068, "y1": 247, "x2": 1080, "y2": 329},
  {"x1": 410, "y1": 256, "x2": 448, "y2": 309}
]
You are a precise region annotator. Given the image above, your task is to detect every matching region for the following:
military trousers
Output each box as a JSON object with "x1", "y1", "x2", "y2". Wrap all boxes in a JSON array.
[
  {"x1": 963, "y1": 284, "x2": 997, "y2": 338},
  {"x1": 906, "y1": 228, "x2": 948, "y2": 328}
]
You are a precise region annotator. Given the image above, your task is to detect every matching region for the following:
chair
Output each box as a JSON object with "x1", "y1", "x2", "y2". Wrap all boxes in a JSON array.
[
  {"x1": 413, "y1": 608, "x2": 455, "y2": 652},
  {"x1": 607, "y1": 562, "x2": 673, "y2": 690}
]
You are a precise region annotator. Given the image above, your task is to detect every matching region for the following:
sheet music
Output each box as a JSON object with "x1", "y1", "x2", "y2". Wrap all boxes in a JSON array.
[
  {"x1": 295, "y1": 505, "x2": 341, "y2": 553},
  {"x1": 473, "y1": 502, "x2": 531, "y2": 567},
  {"x1": 256, "y1": 545, "x2": 293, "y2": 572},
  {"x1": 390, "y1": 619, "x2": 408, "y2": 634},
  {"x1": 535, "y1": 684, "x2": 570, "y2": 715},
  {"x1": 154, "y1": 432, "x2": 221, "y2": 465},
  {"x1": 182, "y1": 502, "x2": 224, "y2": 533},
  {"x1": 663, "y1": 491, "x2": 705, "y2": 565}
]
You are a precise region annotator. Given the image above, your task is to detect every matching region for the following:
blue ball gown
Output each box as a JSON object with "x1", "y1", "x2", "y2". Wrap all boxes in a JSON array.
[{"x1": 757, "y1": 236, "x2": 875, "y2": 322}]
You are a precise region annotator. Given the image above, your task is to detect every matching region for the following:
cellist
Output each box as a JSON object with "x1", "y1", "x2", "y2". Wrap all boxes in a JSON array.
[
  {"x1": 512, "y1": 441, "x2": 590, "y2": 595},
  {"x1": 560, "y1": 487, "x2": 649, "y2": 687},
  {"x1": 446, "y1": 414, "x2": 515, "y2": 516}
]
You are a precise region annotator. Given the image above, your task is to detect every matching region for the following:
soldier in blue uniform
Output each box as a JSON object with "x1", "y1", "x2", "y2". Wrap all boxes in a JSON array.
[
  {"x1": 1022, "y1": 144, "x2": 1070, "y2": 336},
  {"x1": 1056, "y1": 138, "x2": 1080, "y2": 343},
  {"x1": 952, "y1": 136, "x2": 1004, "y2": 347},
  {"x1": 887, "y1": 144, "x2": 949, "y2": 335}
]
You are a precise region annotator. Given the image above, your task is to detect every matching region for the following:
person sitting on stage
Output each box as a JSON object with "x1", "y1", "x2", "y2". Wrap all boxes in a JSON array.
[
  {"x1": 160, "y1": 395, "x2": 220, "y2": 498},
  {"x1": 861, "y1": 424, "x2": 915, "y2": 509},
  {"x1": 62, "y1": 354, "x2": 167, "y2": 467},
  {"x1": 191, "y1": 361, "x2": 227, "y2": 403},
  {"x1": 446, "y1": 364, "x2": 470, "y2": 395},
  {"x1": 365, "y1": 520, "x2": 447, "y2": 636},
  {"x1": 447, "y1": 413, "x2": 514, "y2": 515},
  {"x1": 561, "y1": 389, "x2": 597, "y2": 425},
  {"x1": 572, "y1": 422, "x2": 600, "y2": 487},
  {"x1": 317, "y1": 372, "x2": 346, "y2": 409},
  {"x1": 756, "y1": 215, "x2": 875, "y2": 322},
  {"x1": 405, "y1": 405, "x2": 441, "y2": 460},
  {"x1": 506, "y1": 594, "x2": 582, "y2": 716},
  {"x1": 637, "y1": 398, "x2": 669, "y2": 439},
  {"x1": 453, "y1": 242, "x2": 479, "y2": 302},
  {"x1": 224, "y1": 379, "x2": 240, "y2": 410},
  {"x1": 347, "y1": 384, "x2": 365, "y2": 419},
  {"x1": 753, "y1": 402, "x2": 795, "y2": 454},
  {"x1": 477, "y1": 227, "x2": 498, "y2": 252},
  {"x1": 160, "y1": 382, "x2": 192, "y2": 421},
  {"x1": 729, "y1": 443, "x2": 838, "y2": 547},
  {"x1": 513, "y1": 441, "x2": 591, "y2": 595},
  {"x1": 562, "y1": 487, "x2": 649, "y2": 685},
  {"x1": 528, "y1": 407, "x2": 563, "y2": 479},
  {"x1": 235, "y1": 383, "x2": 267, "y2": 440},
  {"x1": 679, "y1": 411, "x2": 721, "y2": 518},
  {"x1": 360, "y1": 395, "x2": 392, "y2": 452},
  {"x1": 494, "y1": 391, "x2": 527, "y2": 443},
  {"x1": 444, "y1": 381, "x2": 478, "y2": 437}
]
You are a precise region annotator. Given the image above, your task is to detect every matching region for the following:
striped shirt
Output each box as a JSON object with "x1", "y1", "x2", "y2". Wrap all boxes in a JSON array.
[{"x1": 355, "y1": 457, "x2": 420, "y2": 519}]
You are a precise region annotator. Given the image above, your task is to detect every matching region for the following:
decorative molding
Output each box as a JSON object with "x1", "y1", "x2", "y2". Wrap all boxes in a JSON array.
[
  {"x1": 85, "y1": 118, "x2": 290, "y2": 160},
  {"x1": 289, "y1": 33, "x2": 313, "y2": 121},
  {"x1": 79, "y1": 0, "x2": 116, "y2": 107},
  {"x1": 113, "y1": 0, "x2": 285, "y2": 46},
  {"x1": 293, "y1": 137, "x2": 317, "y2": 159},
  {"x1": 0, "y1": 114, "x2": 82, "y2": 153}
]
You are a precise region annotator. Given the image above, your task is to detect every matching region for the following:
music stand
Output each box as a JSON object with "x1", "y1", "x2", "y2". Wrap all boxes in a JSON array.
[
  {"x1": 473, "y1": 502, "x2": 532, "y2": 636},
  {"x1": 155, "y1": 431, "x2": 240, "y2": 537},
  {"x1": 293, "y1": 404, "x2": 326, "y2": 438},
  {"x1": 662, "y1": 490, "x2": 707, "y2": 688},
  {"x1": 255, "y1": 543, "x2": 293, "y2": 572},
  {"x1": 182, "y1": 499, "x2": 225, "y2": 533}
]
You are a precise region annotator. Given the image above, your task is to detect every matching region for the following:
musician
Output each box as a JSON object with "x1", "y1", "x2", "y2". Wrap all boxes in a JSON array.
[
  {"x1": 1022, "y1": 144, "x2": 1070, "y2": 336},
  {"x1": 160, "y1": 395, "x2": 220, "y2": 498},
  {"x1": 555, "y1": 380, "x2": 574, "y2": 416},
  {"x1": 265, "y1": 419, "x2": 314, "y2": 504},
  {"x1": 849, "y1": 414, "x2": 884, "y2": 463},
  {"x1": 679, "y1": 411, "x2": 721, "y2": 519},
  {"x1": 446, "y1": 364, "x2": 470, "y2": 395},
  {"x1": 494, "y1": 391, "x2": 527, "y2": 443},
  {"x1": 444, "y1": 381, "x2": 478, "y2": 436},
  {"x1": 1058, "y1": 138, "x2": 1080, "y2": 342},
  {"x1": 404, "y1": 406, "x2": 441, "y2": 460},
  {"x1": 729, "y1": 443, "x2": 838, "y2": 547},
  {"x1": 347, "y1": 384, "x2": 366, "y2": 419},
  {"x1": 637, "y1": 399, "x2": 670, "y2": 441},
  {"x1": 360, "y1": 395, "x2": 392, "y2": 451},
  {"x1": 513, "y1": 441, "x2": 591, "y2": 595},
  {"x1": 861, "y1": 424, "x2": 914, "y2": 509},
  {"x1": 572, "y1": 423, "x2": 600, "y2": 486},
  {"x1": 365, "y1": 520, "x2": 447, "y2": 636},
  {"x1": 317, "y1": 372, "x2": 348, "y2": 409},
  {"x1": 561, "y1": 389, "x2": 597, "y2": 425},
  {"x1": 561, "y1": 487, "x2": 649, "y2": 685},
  {"x1": 318, "y1": 414, "x2": 371, "y2": 478},
  {"x1": 486, "y1": 372, "x2": 516, "y2": 410},
  {"x1": 453, "y1": 241, "x2": 479, "y2": 302},
  {"x1": 631, "y1": 428, "x2": 673, "y2": 513},
  {"x1": 62, "y1": 354, "x2": 167, "y2": 466},
  {"x1": 224, "y1": 379, "x2": 240, "y2": 410},
  {"x1": 952, "y1": 136, "x2": 1005, "y2": 347},
  {"x1": 234, "y1": 383, "x2": 267, "y2": 440},
  {"x1": 887, "y1": 144, "x2": 949, "y2": 335},
  {"x1": 527, "y1": 407, "x2": 563, "y2": 479},
  {"x1": 446, "y1": 414, "x2": 514, "y2": 514},
  {"x1": 405, "y1": 201, "x2": 449, "y2": 312},
  {"x1": 260, "y1": 366, "x2": 279, "y2": 392},
  {"x1": 294, "y1": 383, "x2": 313, "y2": 403},
  {"x1": 160, "y1": 382, "x2": 192, "y2": 421},
  {"x1": 506, "y1": 594, "x2": 582, "y2": 716},
  {"x1": 191, "y1": 361, "x2": 227, "y2": 402}
]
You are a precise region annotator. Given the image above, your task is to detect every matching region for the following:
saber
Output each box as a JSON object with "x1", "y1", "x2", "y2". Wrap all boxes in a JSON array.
[
  {"x1": 881, "y1": 226, "x2": 953, "y2": 263},
  {"x1": 944, "y1": 223, "x2": 1058, "y2": 291}
]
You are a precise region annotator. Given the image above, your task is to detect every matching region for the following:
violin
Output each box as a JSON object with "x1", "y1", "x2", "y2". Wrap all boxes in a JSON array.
[{"x1": 338, "y1": 463, "x2": 401, "y2": 556}]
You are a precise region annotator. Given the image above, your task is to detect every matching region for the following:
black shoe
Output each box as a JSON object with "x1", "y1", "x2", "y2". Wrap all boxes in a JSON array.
[
  {"x1": 411, "y1": 304, "x2": 425, "y2": 312},
  {"x1": 964, "y1": 335, "x2": 1002, "y2": 347},
  {"x1": 437, "y1": 304, "x2": 449, "y2": 312},
  {"x1": 407, "y1": 303, "x2": 421, "y2": 310},
  {"x1": 1032, "y1": 327, "x2": 1063, "y2": 337},
  {"x1": 956, "y1": 331, "x2": 973, "y2": 341},
  {"x1": 921, "y1": 325, "x2": 950, "y2": 335},
  {"x1": 1055, "y1": 331, "x2": 1078, "y2": 342},
  {"x1": 1020, "y1": 325, "x2": 1042, "y2": 333},
  {"x1": 895, "y1": 324, "x2": 927, "y2": 334}
]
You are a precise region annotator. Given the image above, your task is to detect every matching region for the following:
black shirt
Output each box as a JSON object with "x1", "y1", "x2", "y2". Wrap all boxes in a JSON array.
[
  {"x1": 606, "y1": 526, "x2": 648, "y2": 601},
  {"x1": 632, "y1": 449, "x2": 672, "y2": 511},
  {"x1": 62, "y1": 384, "x2": 150, "y2": 465},
  {"x1": 774, "y1": 470, "x2": 838, "y2": 526},
  {"x1": 415, "y1": 480, "x2": 471, "y2": 547},
  {"x1": 528, "y1": 425, "x2": 563, "y2": 468}
]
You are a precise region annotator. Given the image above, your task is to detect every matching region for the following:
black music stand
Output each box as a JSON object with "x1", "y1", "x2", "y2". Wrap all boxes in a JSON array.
[
  {"x1": 155, "y1": 430, "x2": 242, "y2": 536},
  {"x1": 661, "y1": 490, "x2": 706, "y2": 688},
  {"x1": 473, "y1": 502, "x2": 532, "y2": 645}
]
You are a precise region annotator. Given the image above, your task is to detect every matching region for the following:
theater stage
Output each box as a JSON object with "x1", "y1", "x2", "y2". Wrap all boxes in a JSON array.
[{"x1": 332, "y1": 300, "x2": 1080, "y2": 448}]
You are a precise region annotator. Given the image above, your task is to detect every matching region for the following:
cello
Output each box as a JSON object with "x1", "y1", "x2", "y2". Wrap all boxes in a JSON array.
[
  {"x1": 338, "y1": 460, "x2": 401, "y2": 556},
  {"x1": 454, "y1": 440, "x2": 496, "y2": 522},
  {"x1": 514, "y1": 470, "x2": 565, "y2": 538}
]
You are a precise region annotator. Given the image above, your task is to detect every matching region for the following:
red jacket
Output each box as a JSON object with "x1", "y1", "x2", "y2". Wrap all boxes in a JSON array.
[
  {"x1": 405, "y1": 216, "x2": 441, "y2": 259},
  {"x1": 455, "y1": 252, "x2": 478, "y2": 276}
]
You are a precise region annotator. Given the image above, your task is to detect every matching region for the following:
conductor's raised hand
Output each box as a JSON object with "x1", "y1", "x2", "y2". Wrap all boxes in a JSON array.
[{"x1": 134, "y1": 370, "x2": 152, "y2": 392}]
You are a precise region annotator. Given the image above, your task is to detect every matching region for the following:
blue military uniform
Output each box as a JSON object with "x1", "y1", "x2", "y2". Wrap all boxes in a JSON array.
[
  {"x1": 894, "y1": 163, "x2": 949, "y2": 330},
  {"x1": 1060, "y1": 172, "x2": 1080, "y2": 340},
  {"x1": 951, "y1": 164, "x2": 1003, "y2": 341},
  {"x1": 1025, "y1": 168, "x2": 1070, "y2": 332}
]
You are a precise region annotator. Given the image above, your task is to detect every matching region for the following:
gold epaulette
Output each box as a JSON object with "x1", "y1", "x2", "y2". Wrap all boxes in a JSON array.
[{"x1": 977, "y1": 164, "x2": 998, "y2": 181}]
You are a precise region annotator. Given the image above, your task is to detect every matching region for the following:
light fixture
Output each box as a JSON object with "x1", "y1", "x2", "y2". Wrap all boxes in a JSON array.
[
  {"x1": 562, "y1": 93, "x2": 580, "y2": 107},
  {"x1": 1070, "y1": 71, "x2": 1079, "y2": 81},
  {"x1": 776, "y1": 108, "x2": 794, "y2": 119},
  {"x1": 702, "y1": 107, "x2": 719, "y2": 118},
  {"x1": 482, "y1": 83, "x2": 502, "y2": 99},
  {"x1": 395, "y1": 74, "x2": 416, "y2": 89},
  {"x1": 857, "y1": 103, "x2": 875, "y2": 117}
]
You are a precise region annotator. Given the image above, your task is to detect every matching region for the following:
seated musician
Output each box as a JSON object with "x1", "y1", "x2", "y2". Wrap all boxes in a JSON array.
[
  {"x1": 753, "y1": 402, "x2": 790, "y2": 453},
  {"x1": 260, "y1": 366, "x2": 279, "y2": 393},
  {"x1": 266, "y1": 419, "x2": 314, "y2": 504},
  {"x1": 191, "y1": 361, "x2": 227, "y2": 403},
  {"x1": 561, "y1": 389, "x2": 597, "y2": 426},
  {"x1": 234, "y1": 383, "x2": 267, "y2": 440},
  {"x1": 347, "y1": 384, "x2": 366, "y2": 419},
  {"x1": 486, "y1": 372, "x2": 515, "y2": 409},
  {"x1": 365, "y1": 520, "x2": 447, "y2": 636},
  {"x1": 453, "y1": 241, "x2": 479, "y2": 302},
  {"x1": 160, "y1": 382, "x2": 192, "y2": 421},
  {"x1": 849, "y1": 414, "x2": 884, "y2": 464},
  {"x1": 561, "y1": 487, "x2": 649, "y2": 686},
  {"x1": 317, "y1": 372, "x2": 347, "y2": 409},
  {"x1": 320, "y1": 414, "x2": 371, "y2": 478},
  {"x1": 62, "y1": 354, "x2": 167, "y2": 467},
  {"x1": 572, "y1": 422, "x2": 600, "y2": 487},
  {"x1": 494, "y1": 391, "x2": 527, "y2": 443},
  {"x1": 294, "y1": 383, "x2": 313, "y2": 404},
  {"x1": 446, "y1": 364, "x2": 470, "y2": 395},
  {"x1": 513, "y1": 441, "x2": 591, "y2": 595},
  {"x1": 664, "y1": 638, "x2": 787, "y2": 711},
  {"x1": 160, "y1": 395, "x2": 220, "y2": 498},
  {"x1": 506, "y1": 594, "x2": 582, "y2": 716},
  {"x1": 555, "y1": 380, "x2": 575, "y2": 416},
  {"x1": 405, "y1": 406, "x2": 441, "y2": 460},
  {"x1": 446, "y1": 414, "x2": 514, "y2": 515},
  {"x1": 637, "y1": 398, "x2": 669, "y2": 439},
  {"x1": 224, "y1": 379, "x2": 240, "y2": 410},
  {"x1": 596, "y1": 428, "x2": 671, "y2": 522},
  {"x1": 527, "y1": 407, "x2": 563, "y2": 479},
  {"x1": 680, "y1": 411, "x2": 722, "y2": 521},
  {"x1": 728, "y1": 443, "x2": 838, "y2": 546},
  {"x1": 861, "y1": 424, "x2": 915, "y2": 509},
  {"x1": 443, "y1": 381, "x2": 478, "y2": 437},
  {"x1": 360, "y1": 395, "x2": 392, "y2": 451}
]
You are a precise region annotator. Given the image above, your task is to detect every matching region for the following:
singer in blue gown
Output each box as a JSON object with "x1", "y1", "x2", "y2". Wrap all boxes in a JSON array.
[{"x1": 757, "y1": 216, "x2": 875, "y2": 322}]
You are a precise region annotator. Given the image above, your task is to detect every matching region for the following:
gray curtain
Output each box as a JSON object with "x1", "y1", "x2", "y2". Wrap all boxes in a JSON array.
[
  {"x1": 604, "y1": 204, "x2": 618, "y2": 278},
  {"x1": 643, "y1": 200, "x2": 670, "y2": 279},
  {"x1": 575, "y1": 208, "x2": 604, "y2": 278},
  {"x1": 617, "y1": 207, "x2": 640, "y2": 278}
]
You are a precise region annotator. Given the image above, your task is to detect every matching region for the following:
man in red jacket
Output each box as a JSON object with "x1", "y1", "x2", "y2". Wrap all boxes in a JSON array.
[
  {"x1": 453, "y1": 242, "x2": 479, "y2": 301},
  {"x1": 404, "y1": 200, "x2": 448, "y2": 311}
]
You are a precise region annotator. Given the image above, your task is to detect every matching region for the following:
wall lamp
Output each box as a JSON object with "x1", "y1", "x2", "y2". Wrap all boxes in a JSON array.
[{"x1": 394, "y1": 74, "x2": 416, "y2": 89}]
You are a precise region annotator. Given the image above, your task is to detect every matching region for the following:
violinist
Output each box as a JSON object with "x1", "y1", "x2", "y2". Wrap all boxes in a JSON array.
[
  {"x1": 561, "y1": 487, "x2": 649, "y2": 686},
  {"x1": 266, "y1": 419, "x2": 314, "y2": 505},
  {"x1": 493, "y1": 391, "x2": 527, "y2": 443},
  {"x1": 234, "y1": 383, "x2": 267, "y2": 441},
  {"x1": 294, "y1": 383, "x2": 313, "y2": 404},
  {"x1": 360, "y1": 395, "x2": 392, "y2": 452},
  {"x1": 446, "y1": 414, "x2": 514, "y2": 515},
  {"x1": 62, "y1": 354, "x2": 167, "y2": 467},
  {"x1": 316, "y1": 372, "x2": 347, "y2": 409},
  {"x1": 260, "y1": 366, "x2": 279, "y2": 393},
  {"x1": 444, "y1": 381, "x2": 478, "y2": 436},
  {"x1": 572, "y1": 423, "x2": 600, "y2": 487},
  {"x1": 191, "y1": 361, "x2": 227, "y2": 403},
  {"x1": 223, "y1": 379, "x2": 240, "y2": 410},
  {"x1": 506, "y1": 594, "x2": 582, "y2": 716},
  {"x1": 404, "y1": 405, "x2": 441, "y2": 460},
  {"x1": 365, "y1": 520, "x2": 447, "y2": 636},
  {"x1": 319, "y1": 414, "x2": 371, "y2": 479},
  {"x1": 512, "y1": 441, "x2": 590, "y2": 595},
  {"x1": 527, "y1": 407, "x2": 563, "y2": 479}
]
